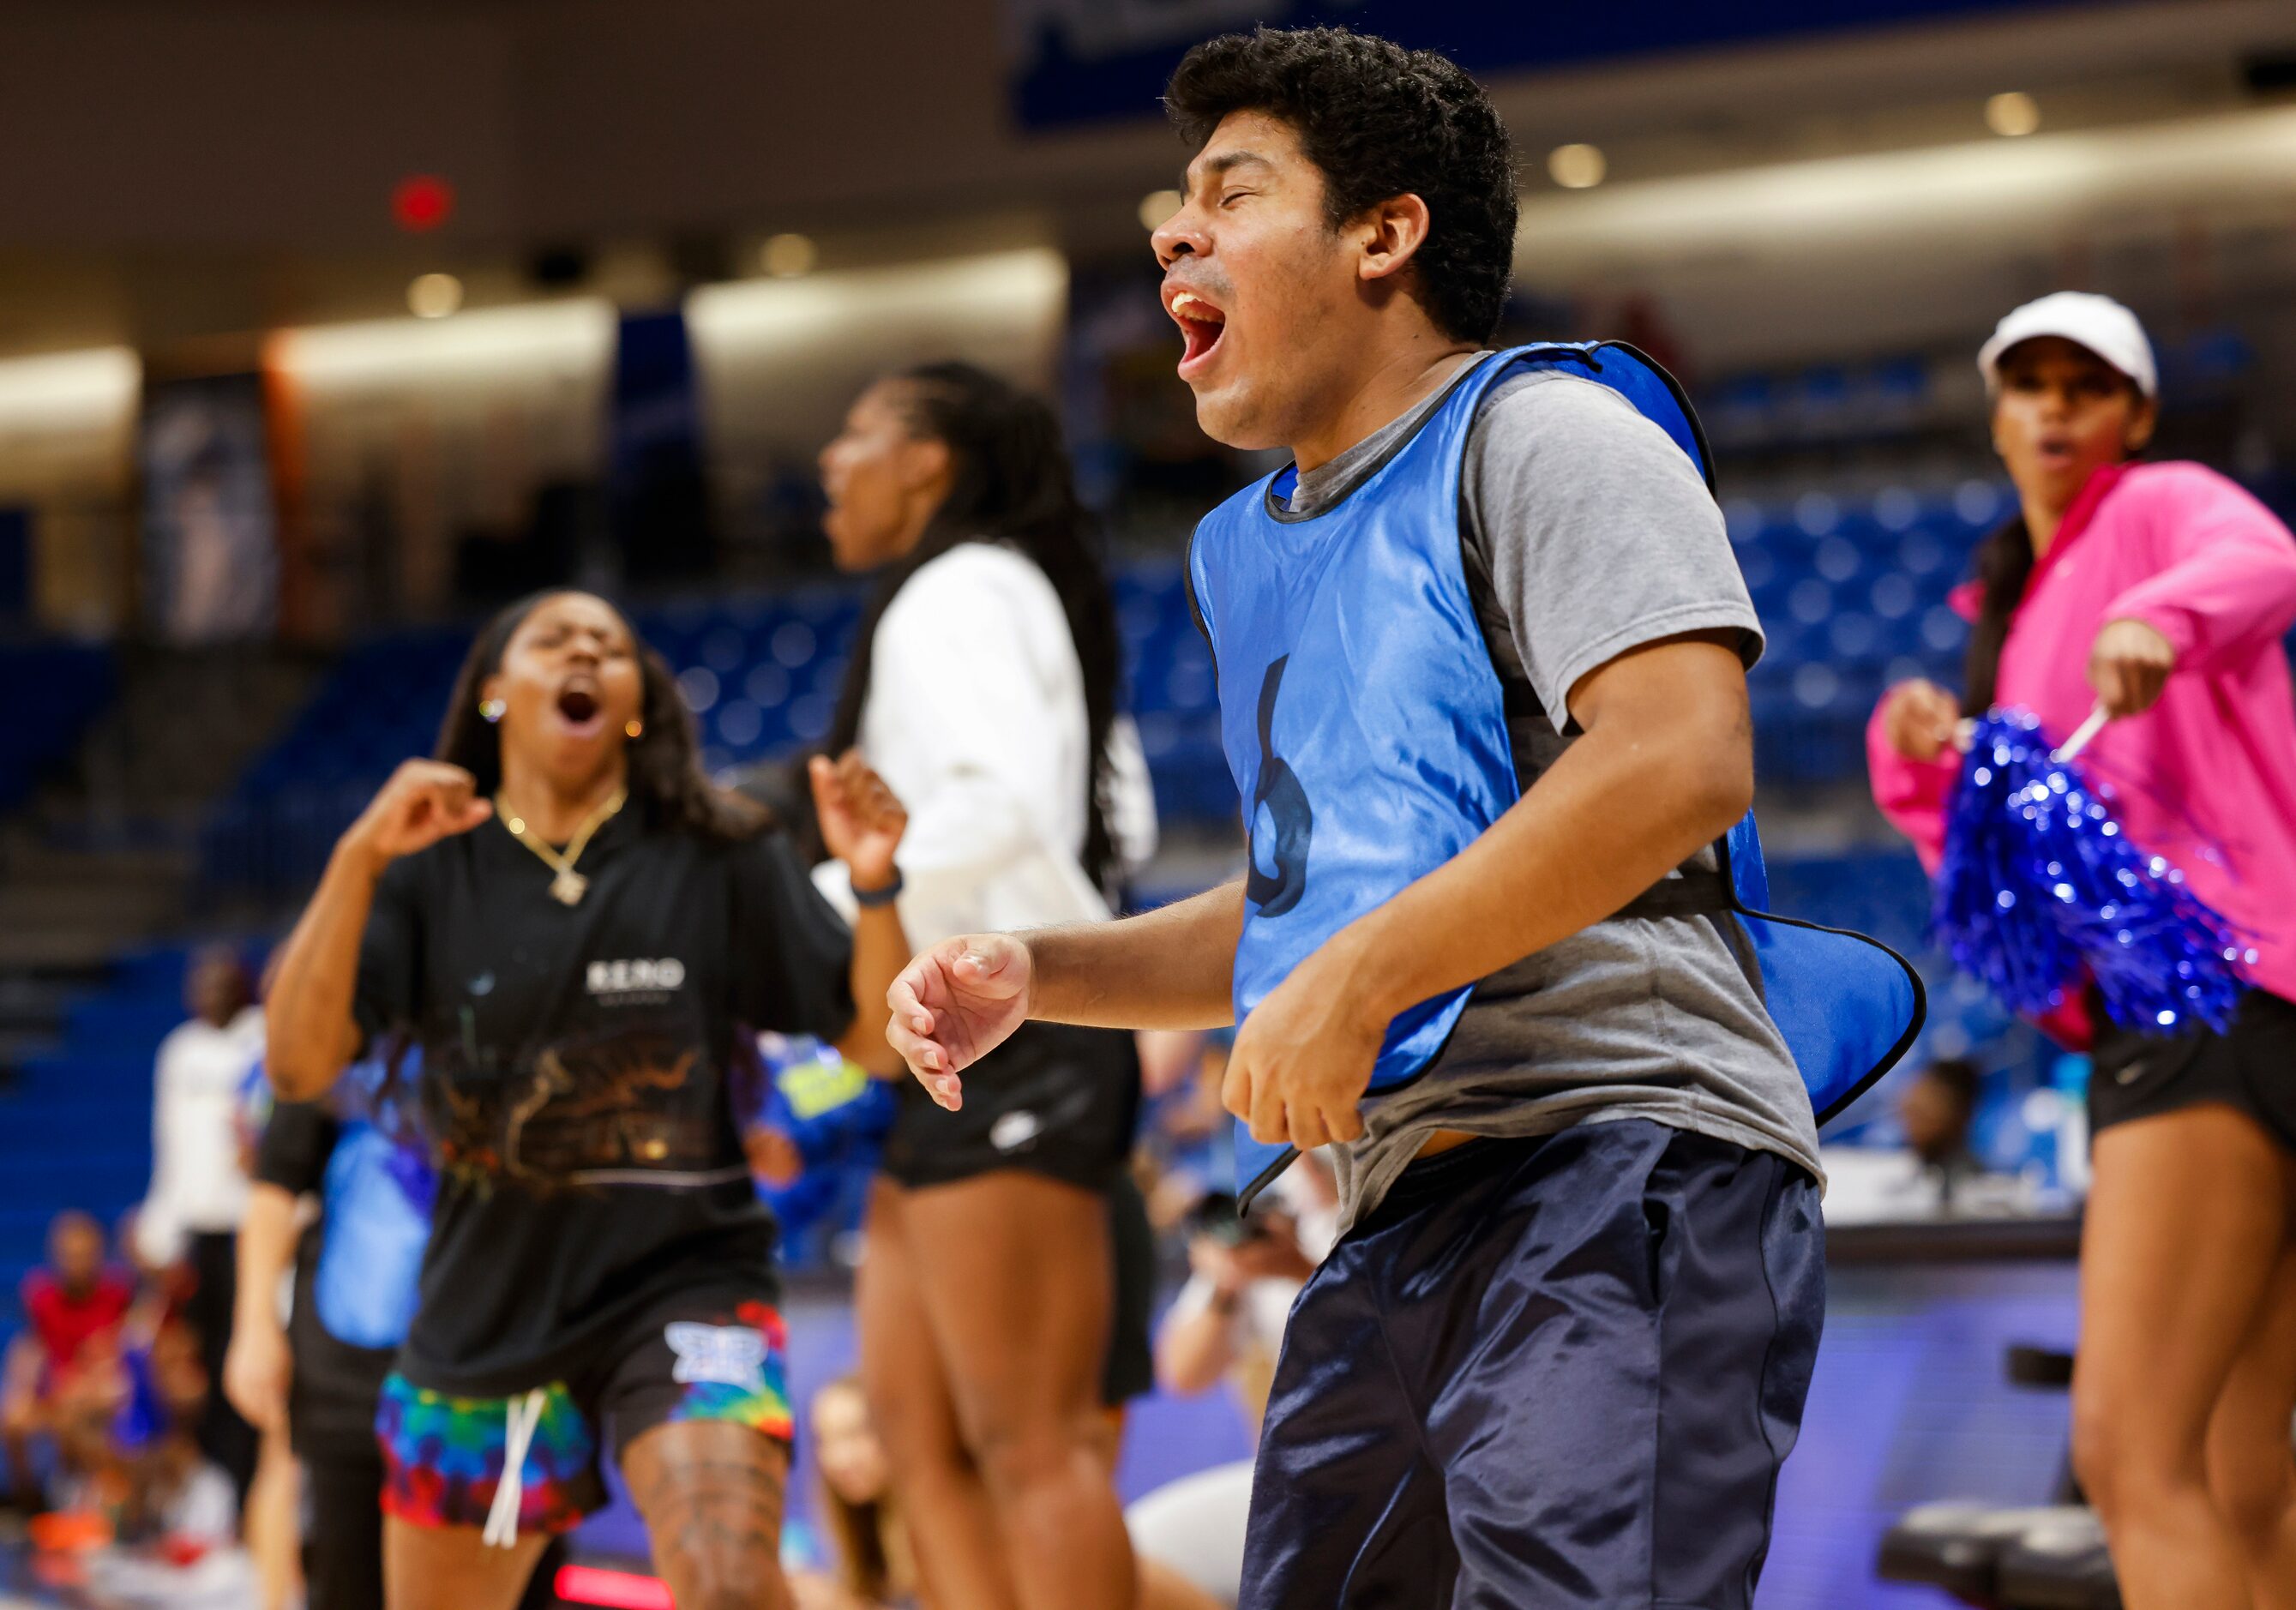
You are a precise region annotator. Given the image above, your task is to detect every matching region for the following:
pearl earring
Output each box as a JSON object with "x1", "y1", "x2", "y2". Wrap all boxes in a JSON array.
[
  {"x1": 479, "y1": 699, "x2": 507, "y2": 724},
  {"x1": 624, "y1": 718, "x2": 645, "y2": 739}
]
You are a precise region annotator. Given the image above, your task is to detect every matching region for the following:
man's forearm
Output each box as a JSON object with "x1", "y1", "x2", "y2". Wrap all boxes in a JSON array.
[
  {"x1": 1340, "y1": 711, "x2": 1750, "y2": 1029},
  {"x1": 1024, "y1": 879, "x2": 1242, "y2": 1030}
]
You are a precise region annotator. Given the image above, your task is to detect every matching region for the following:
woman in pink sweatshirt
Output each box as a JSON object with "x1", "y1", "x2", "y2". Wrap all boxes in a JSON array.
[{"x1": 1870, "y1": 291, "x2": 2296, "y2": 1610}]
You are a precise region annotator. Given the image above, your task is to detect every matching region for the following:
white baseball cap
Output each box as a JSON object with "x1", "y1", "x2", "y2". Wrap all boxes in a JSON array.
[{"x1": 1978, "y1": 291, "x2": 2156, "y2": 399}]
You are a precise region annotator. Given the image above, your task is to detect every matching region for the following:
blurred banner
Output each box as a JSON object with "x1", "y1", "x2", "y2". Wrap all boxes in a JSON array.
[
  {"x1": 138, "y1": 374, "x2": 279, "y2": 646},
  {"x1": 261, "y1": 301, "x2": 618, "y2": 639},
  {"x1": 1006, "y1": 0, "x2": 2081, "y2": 128}
]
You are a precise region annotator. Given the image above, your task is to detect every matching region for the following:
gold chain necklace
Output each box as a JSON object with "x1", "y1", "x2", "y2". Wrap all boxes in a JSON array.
[{"x1": 495, "y1": 786, "x2": 627, "y2": 906}]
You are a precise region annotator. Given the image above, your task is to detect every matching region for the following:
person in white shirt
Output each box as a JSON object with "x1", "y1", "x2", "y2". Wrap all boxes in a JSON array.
[
  {"x1": 1126, "y1": 1152, "x2": 1338, "y2": 1610},
  {"x1": 137, "y1": 946, "x2": 264, "y2": 1499},
  {"x1": 814, "y1": 362, "x2": 1157, "y2": 1610}
]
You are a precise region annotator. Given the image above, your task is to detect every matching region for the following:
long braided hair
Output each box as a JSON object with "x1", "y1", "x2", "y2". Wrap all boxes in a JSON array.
[{"x1": 824, "y1": 363, "x2": 1122, "y2": 892}]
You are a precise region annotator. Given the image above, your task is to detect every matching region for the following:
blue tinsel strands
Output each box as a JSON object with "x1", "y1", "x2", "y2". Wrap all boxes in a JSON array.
[{"x1": 1934, "y1": 708, "x2": 2250, "y2": 1036}]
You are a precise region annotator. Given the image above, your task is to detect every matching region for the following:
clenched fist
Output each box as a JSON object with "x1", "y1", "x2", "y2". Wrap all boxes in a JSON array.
[
  {"x1": 343, "y1": 760, "x2": 493, "y2": 871},
  {"x1": 1880, "y1": 679, "x2": 1962, "y2": 764},
  {"x1": 2088, "y1": 618, "x2": 2176, "y2": 718}
]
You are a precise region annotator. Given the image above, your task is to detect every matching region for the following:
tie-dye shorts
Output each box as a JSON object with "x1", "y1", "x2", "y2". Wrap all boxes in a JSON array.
[{"x1": 377, "y1": 1297, "x2": 793, "y2": 1535}]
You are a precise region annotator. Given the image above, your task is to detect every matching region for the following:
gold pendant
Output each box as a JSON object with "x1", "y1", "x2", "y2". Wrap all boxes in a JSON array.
[{"x1": 550, "y1": 868, "x2": 588, "y2": 906}]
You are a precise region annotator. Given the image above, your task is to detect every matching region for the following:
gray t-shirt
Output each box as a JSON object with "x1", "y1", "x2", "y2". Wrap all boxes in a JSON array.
[{"x1": 1283, "y1": 354, "x2": 1823, "y2": 1230}]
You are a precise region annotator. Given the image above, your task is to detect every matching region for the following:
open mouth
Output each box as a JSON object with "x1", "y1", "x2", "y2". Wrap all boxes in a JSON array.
[
  {"x1": 555, "y1": 685, "x2": 602, "y2": 728},
  {"x1": 1167, "y1": 290, "x2": 1228, "y2": 376}
]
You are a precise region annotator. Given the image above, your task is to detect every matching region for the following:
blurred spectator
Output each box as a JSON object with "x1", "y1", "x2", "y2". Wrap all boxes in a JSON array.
[
  {"x1": 1135, "y1": 1032, "x2": 1236, "y2": 1235},
  {"x1": 794, "y1": 1376, "x2": 915, "y2": 1610},
  {"x1": 734, "y1": 1031, "x2": 897, "y2": 1262},
  {"x1": 1136, "y1": 1036, "x2": 1341, "y2": 1277},
  {"x1": 1128, "y1": 1156, "x2": 1337, "y2": 1609},
  {"x1": 2, "y1": 1211, "x2": 137, "y2": 1502},
  {"x1": 1153, "y1": 1192, "x2": 1319, "y2": 1426},
  {"x1": 794, "y1": 1376, "x2": 1211, "y2": 1610},
  {"x1": 136, "y1": 946, "x2": 264, "y2": 1499},
  {"x1": 31, "y1": 1329, "x2": 249, "y2": 1609},
  {"x1": 22, "y1": 1212, "x2": 135, "y2": 1385},
  {"x1": 1899, "y1": 1056, "x2": 1982, "y2": 1200},
  {"x1": 1262, "y1": 1144, "x2": 1342, "y2": 1269}
]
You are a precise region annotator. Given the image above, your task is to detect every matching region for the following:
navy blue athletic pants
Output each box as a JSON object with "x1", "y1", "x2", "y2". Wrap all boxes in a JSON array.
[{"x1": 1239, "y1": 1118, "x2": 1824, "y2": 1609}]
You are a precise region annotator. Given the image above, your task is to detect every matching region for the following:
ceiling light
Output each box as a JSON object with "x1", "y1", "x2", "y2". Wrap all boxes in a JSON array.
[
  {"x1": 1986, "y1": 92, "x2": 2041, "y2": 137},
  {"x1": 1548, "y1": 143, "x2": 1608, "y2": 189},
  {"x1": 406, "y1": 273, "x2": 464, "y2": 319},
  {"x1": 760, "y1": 233, "x2": 817, "y2": 278},
  {"x1": 1138, "y1": 189, "x2": 1182, "y2": 231}
]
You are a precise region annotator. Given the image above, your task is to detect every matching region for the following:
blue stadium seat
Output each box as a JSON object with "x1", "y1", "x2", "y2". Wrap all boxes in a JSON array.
[
  {"x1": 1868, "y1": 573, "x2": 1919, "y2": 621},
  {"x1": 700, "y1": 625, "x2": 748, "y2": 674},
  {"x1": 1793, "y1": 491, "x2": 1843, "y2": 538},
  {"x1": 714, "y1": 701, "x2": 765, "y2": 751},
  {"x1": 0, "y1": 641, "x2": 116, "y2": 814},
  {"x1": 1920, "y1": 605, "x2": 1971, "y2": 657},
  {"x1": 743, "y1": 663, "x2": 792, "y2": 710},
  {"x1": 1812, "y1": 535, "x2": 1866, "y2": 587}
]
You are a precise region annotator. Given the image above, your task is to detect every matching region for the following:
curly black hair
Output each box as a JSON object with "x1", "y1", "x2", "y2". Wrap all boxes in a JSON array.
[{"x1": 1165, "y1": 27, "x2": 1519, "y2": 345}]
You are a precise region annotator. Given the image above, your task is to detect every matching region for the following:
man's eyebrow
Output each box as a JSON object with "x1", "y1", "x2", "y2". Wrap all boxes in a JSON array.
[{"x1": 1182, "y1": 149, "x2": 1272, "y2": 190}]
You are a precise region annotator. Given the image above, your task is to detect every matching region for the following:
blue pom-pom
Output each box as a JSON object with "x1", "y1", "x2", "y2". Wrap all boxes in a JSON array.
[{"x1": 1935, "y1": 708, "x2": 2246, "y2": 1035}]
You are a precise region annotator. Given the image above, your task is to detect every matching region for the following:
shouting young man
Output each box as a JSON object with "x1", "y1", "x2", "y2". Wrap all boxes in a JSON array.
[{"x1": 888, "y1": 27, "x2": 1825, "y2": 1608}]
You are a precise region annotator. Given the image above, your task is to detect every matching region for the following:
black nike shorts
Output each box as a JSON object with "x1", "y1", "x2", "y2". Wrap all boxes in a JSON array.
[
  {"x1": 877, "y1": 1020, "x2": 1139, "y2": 1193},
  {"x1": 2088, "y1": 987, "x2": 2296, "y2": 1152}
]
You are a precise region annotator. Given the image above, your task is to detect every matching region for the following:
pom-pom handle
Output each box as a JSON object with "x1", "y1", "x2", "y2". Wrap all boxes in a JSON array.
[{"x1": 2053, "y1": 703, "x2": 2110, "y2": 765}]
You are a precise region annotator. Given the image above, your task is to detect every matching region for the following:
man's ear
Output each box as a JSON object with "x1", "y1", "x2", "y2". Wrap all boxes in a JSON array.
[{"x1": 1356, "y1": 194, "x2": 1433, "y2": 287}]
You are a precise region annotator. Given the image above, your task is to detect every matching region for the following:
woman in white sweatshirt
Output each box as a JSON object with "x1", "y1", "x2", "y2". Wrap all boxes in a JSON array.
[{"x1": 814, "y1": 362, "x2": 1155, "y2": 1610}]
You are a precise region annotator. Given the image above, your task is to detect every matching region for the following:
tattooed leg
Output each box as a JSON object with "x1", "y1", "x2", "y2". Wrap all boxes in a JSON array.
[{"x1": 622, "y1": 1419, "x2": 794, "y2": 1610}]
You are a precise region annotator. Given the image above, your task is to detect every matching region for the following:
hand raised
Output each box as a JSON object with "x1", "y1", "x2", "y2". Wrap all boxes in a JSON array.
[
  {"x1": 885, "y1": 934, "x2": 1034, "y2": 1110},
  {"x1": 742, "y1": 1126, "x2": 803, "y2": 1190},
  {"x1": 1882, "y1": 678, "x2": 1962, "y2": 764},
  {"x1": 810, "y1": 749, "x2": 907, "y2": 891},
  {"x1": 2089, "y1": 618, "x2": 2176, "y2": 718},
  {"x1": 346, "y1": 760, "x2": 493, "y2": 869}
]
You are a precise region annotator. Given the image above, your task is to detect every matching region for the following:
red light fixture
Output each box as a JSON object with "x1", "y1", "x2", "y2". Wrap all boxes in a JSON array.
[{"x1": 392, "y1": 174, "x2": 455, "y2": 233}]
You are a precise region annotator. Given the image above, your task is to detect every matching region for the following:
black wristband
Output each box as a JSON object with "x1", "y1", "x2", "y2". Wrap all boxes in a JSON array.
[{"x1": 852, "y1": 871, "x2": 904, "y2": 909}]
